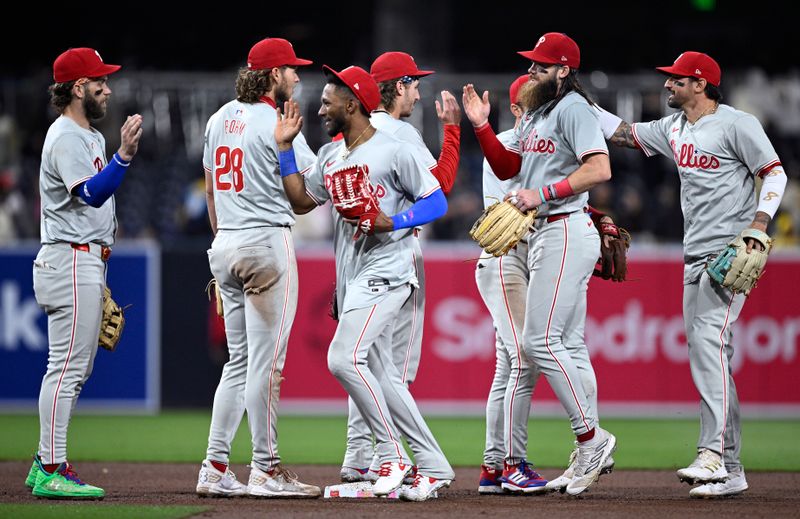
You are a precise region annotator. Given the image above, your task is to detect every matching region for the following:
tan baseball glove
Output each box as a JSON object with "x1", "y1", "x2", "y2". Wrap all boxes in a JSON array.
[
  {"x1": 469, "y1": 200, "x2": 537, "y2": 257},
  {"x1": 98, "y1": 287, "x2": 125, "y2": 352},
  {"x1": 706, "y1": 228, "x2": 772, "y2": 295}
]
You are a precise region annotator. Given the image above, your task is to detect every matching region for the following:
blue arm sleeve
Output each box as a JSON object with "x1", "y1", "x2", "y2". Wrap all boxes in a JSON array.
[
  {"x1": 391, "y1": 189, "x2": 447, "y2": 230},
  {"x1": 74, "y1": 153, "x2": 129, "y2": 208},
  {"x1": 278, "y1": 148, "x2": 299, "y2": 177}
]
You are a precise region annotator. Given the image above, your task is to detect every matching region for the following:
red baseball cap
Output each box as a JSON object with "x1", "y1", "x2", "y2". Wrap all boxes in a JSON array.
[
  {"x1": 509, "y1": 75, "x2": 529, "y2": 105},
  {"x1": 370, "y1": 52, "x2": 434, "y2": 82},
  {"x1": 518, "y1": 32, "x2": 580, "y2": 69},
  {"x1": 247, "y1": 38, "x2": 313, "y2": 70},
  {"x1": 323, "y1": 65, "x2": 381, "y2": 113},
  {"x1": 656, "y1": 51, "x2": 721, "y2": 86},
  {"x1": 53, "y1": 48, "x2": 121, "y2": 83}
]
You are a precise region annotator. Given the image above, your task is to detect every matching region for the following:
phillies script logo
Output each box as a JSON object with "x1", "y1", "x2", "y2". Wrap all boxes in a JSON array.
[
  {"x1": 670, "y1": 140, "x2": 720, "y2": 170},
  {"x1": 520, "y1": 129, "x2": 556, "y2": 155}
]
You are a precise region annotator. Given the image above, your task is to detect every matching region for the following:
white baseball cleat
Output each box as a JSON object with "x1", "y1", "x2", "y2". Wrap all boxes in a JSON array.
[
  {"x1": 689, "y1": 470, "x2": 748, "y2": 498},
  {"x1": 677, "y1": 449, "x2": 728, "y2": 485},
  {"x1": 546, "y1": 445, "x2": 615, "y2": 492},
  {"x1": 565, "y1": 428, "x2": 617, "y2": 496},
  {"x1": 196, "y1": 460, "x2": 247, "y2": 497},
  {"x1": 247, "y1": 464, "x2": 321, "y2": 498},
  {"x1": 400, "y1": 473, "x2": 451, "y2": 501},
  {"x1": 372, "y1": 461, "x2": 413, "y2": 496}
]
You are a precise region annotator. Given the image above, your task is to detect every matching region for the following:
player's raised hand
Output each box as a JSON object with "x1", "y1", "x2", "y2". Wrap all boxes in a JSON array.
[
  {"x1": 275, "y1": 100, "x2": 303, "y2": 150},
  {"x1": 462, "y1": 84, "x2": 491, "y2": 127},
  {"x1": 436, "y1": 90, "x2": 461, "y2": 126},
  {"x1": 118, "y1": 114, "x2": 143, "y2": 161}
]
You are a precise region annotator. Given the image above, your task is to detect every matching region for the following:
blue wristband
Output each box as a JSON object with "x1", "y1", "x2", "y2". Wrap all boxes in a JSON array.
[
  {"x1": 538, "y1": 187, "x2": 547, "y2": 204},
  {"x1": 278, "y1": 148, "x2": 299, "y2": 177}
]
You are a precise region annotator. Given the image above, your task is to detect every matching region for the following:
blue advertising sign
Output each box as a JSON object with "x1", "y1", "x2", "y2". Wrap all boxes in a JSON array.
[{"x1": 0, "y1": 240, "x2": 160, "y2": 412}]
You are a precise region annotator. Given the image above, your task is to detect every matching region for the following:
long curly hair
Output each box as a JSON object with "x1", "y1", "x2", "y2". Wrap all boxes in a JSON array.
[{"x1": 235, "y1": 68, "x2": 275, "y2": 103}]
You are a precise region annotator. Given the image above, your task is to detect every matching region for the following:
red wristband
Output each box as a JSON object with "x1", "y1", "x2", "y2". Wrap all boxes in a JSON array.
[{"x1": 552, "y1": 178, "x2": 574, "y2": 199}]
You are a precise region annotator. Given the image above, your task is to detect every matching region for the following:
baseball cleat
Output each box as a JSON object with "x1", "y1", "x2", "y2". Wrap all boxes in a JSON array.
[
  {"x1": 25, "y1": 455, "x2": 43, "y2": 489},
  {"x1": 32, "y1": 462, "x2": 105, "y2": 500},
  {"x1": 247, "y1": 464, "x2": 321, "y2": 498},
  {"x1": 339, "y1": 466, "x2": 371, "y2": 483},
  {"x1": 546, "y1": 445, "x2": 615, "y2": 493},
  {"x1": 477, "y1": 464, "x2": 504, "y2": 494},
  {"x1": 689, "y1": 470, "x2": 748, "y2": 498},
  {"x1": 677, "y1": 449, "x2": 728, "y2": 485},
  {"x1": 400, "y1": 473, "x2": 451, "y2": 501},
  {"x1": 372, "y1": 461, "x2": 412, "y2": 496},
  {"x1": 500, "y1": 459, "x2": 549, "y2": 493},
  {"x1": 196, "y1": 459, "x2": 247, "y2": 497},
  {"x1": 566, "y1": 428, "x2": 617, "y2": 496}
]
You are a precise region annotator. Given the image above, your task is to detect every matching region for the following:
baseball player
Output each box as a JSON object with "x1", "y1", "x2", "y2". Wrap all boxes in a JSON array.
[
  {"x1": 462, "y1": 32, "x2": 616, "y2": 496},
  {"x1": 339, "y1": 51, "x2": 462, "y2": 483},
  {"x1": 26, "y1": 48, "x2": 142, "y2": 499},
  {"x1": 596, "y1": 51, "x2": 786, "y2": 498},
  {"x1": 196, "y1": 38, "x2": 320, "y2": 499},
  {"x1": 274, "y1": 65, "x2": 454, "y2": 501}
]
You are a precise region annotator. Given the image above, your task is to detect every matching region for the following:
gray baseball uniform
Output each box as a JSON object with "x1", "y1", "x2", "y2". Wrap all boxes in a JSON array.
[
  {"x1": 303, "y1": 129, "x2": 453, "y2": 479},
  {"x1": 476, "y1": 129, "x2": 537, "y2": 469},
  {"x1": 34, "y1": 115, "x2": 114, "y2": 465},
  {"x1": 632, "y1": 105, "x2": 781, "y2": 470},
  {"x1": 202, "y1": 97, "x2": 316, "y2": 472},
  {"x1": 508, "y1": 92, "x2": 607, "y2": 438},
  {"x1": 340, "y1": 111, "x2": 438, "y2": 473}
]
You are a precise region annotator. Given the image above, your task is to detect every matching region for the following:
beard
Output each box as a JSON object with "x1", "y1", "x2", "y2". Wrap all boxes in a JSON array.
[
  {"x1": 520, "y1": 75, "x2": 558, "y2": 112},
  {"x1": 82, "y1": 90, "x2": 106, "y2": 120},
  {"x1": 275, "y1": 80, "x2": 292, "y2": 107},
  {"x1": 324, "y1": 112, "x2": 345, "y2": 137}
]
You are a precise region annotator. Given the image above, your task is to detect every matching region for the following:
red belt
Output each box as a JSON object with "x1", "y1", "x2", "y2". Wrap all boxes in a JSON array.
[
  {"x1": 542, "y1": 207, "x2": 589, "y2": 223},
  {"x1": 71, "y1": 243, "x2": 112, "y2": 261}
]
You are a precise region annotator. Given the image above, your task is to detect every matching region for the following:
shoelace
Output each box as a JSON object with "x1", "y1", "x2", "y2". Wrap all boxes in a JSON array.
[
  {"x1": 270, "y1": 464, "x2": 299, "y2": 482},
  {"x1": 378, "y1": 461, "x2": 402, "y2": 477},
  {"x1": 59, "y1": 463, "x2": 86, "y2": 485},
  {"x1": 698, "y1": 450, "x2": 721, "y2": 469},
  {"x1": 410, "y1": 473, "x2": 424, "y2": 488},
  {"x1": 518, "y1": 460, "x2": 542, "y2": 480}
]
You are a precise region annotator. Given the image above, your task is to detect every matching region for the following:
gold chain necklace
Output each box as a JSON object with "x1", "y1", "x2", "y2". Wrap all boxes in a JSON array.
[
  {"x1": 690, "y1": 102, "x2": 719, "y2": 124},
  {"x1": 341, "y1": 125, "x2": 374, "y2": 160}
]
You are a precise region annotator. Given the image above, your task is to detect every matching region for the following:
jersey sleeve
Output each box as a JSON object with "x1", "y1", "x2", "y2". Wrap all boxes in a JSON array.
[
  {"x1": 302, "y1": 153, "x2": 330, "y2": 205},
  {"x1": 396, "y1": 124, "x2": 437, "y2": 171},
  {"x1": 729, "y1": 114, "x2": 782, "y2": 177},
  {"x1": 393, "y1": 142, "x2": 441, "y2": 200},
  {"x1": 52, "y1": 133, "x2": 101, "y2": 193},
  {"x1": 560, "y1": 102, "x2": 608, "y2": 161},
  {"x1": 631, "y1": 117, "x2": 673, "y2": 158},
  {"x1": 202, "y1": 118, "x2": 214, "y2": 173},
  {"x1": 293, "y1": 132, "x2": 319, "y2": 173}
]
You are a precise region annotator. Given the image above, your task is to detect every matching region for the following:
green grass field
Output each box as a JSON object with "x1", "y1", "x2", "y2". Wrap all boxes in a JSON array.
[{"x1": 2, "y1": 412, "x2": 799, "y2": 470}]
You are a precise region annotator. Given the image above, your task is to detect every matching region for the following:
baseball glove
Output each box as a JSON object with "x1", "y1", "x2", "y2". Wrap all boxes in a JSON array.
[
  {"x1": 593, "y1": 221, "x2": 632, "y2": 282},
  {"x1": 206, "y1": 278, "x2": 223, "y2": 318},
  {"x1": 98, "y1": 287, "x2": 125, "y2": 352},
  {"x1": 469, "y1": 200, "x2": 537, "y2": 257},
  {"x1": 330, "y1": 164, "x2": 381, "y2": 238},
  {"x1": 707, "y1": 228, "x2": 772, "y2": 295}
]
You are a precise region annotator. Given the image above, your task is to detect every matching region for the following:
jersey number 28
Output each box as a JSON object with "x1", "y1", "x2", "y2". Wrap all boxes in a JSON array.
[{"x1": 215, "y1": 146, "x2": 245, "y2": 193}]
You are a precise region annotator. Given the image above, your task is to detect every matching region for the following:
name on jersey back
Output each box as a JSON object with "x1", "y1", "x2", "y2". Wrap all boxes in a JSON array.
[{"x1": 224, "y1": 119, "x2": 246, "y2": 135}]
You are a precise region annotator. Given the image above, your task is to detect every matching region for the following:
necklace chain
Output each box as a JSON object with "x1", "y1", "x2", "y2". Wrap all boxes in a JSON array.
[
  {"x1": 341, "y1": 125, "x2": 373, "y2": 159},
  {"x1": 690, "y1": 102, "x2": 718, "y2": 124}
]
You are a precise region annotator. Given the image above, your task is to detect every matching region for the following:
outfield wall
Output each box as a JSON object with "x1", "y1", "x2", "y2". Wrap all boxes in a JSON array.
[{"x1": 1, "y1": 241, "x2": 798, "y2": 418}]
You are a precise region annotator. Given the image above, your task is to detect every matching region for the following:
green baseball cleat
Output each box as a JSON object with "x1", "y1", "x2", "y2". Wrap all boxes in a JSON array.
[
  {"x1": 24, "y1": 456, "x2": 42, "y2": 489},
  {"x1": 32, "y1": 462, "x2": 105, "y2": 500}
]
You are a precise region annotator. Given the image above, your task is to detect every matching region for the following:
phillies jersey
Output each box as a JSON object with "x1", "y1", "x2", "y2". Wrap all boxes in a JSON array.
[
  {"x1": 39, "y1": 116, "x2": 115, "y2": 246},
  {"x1": 203, "y1": 98, "x2": 316, "y2": 230},
  {"x1": 509, "y1": 92, "x2": 608, "y2": 216},
  {"x1": 483, "y1": 129, "x2": 522, "y2": 208},
  {"x1": 632, "y1": 104, "x2": 781, "y2": 265},
  {"x1": 303, "y1": 129, "x2": 441, "y2": 313}
]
